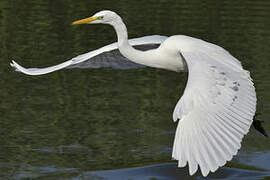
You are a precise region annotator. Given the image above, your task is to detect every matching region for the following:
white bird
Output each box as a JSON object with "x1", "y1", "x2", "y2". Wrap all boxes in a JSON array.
[{"x1": 10, "y1": 10, "x2": 256, "y2": 176}]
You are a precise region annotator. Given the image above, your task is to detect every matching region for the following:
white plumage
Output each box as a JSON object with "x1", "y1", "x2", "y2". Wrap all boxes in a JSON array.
[
  {"x1": 10, "y1": 35, "x2": 167, "y2": 75},
  {"x1": 10, "y1": 10, "x2": 256, "y2": 177},
  {"x1": 172, "y1": 50, "x2": 256, "y2": 176}
]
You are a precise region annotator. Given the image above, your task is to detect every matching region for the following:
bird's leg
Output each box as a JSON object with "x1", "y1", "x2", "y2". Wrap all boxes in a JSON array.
[{"x1": 252, "y1": 113, "x2": 268, "y2": 137}]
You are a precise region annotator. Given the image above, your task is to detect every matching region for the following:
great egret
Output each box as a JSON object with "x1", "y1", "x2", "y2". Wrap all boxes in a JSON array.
[{"x1": 10, "y1": 10, "x2": 257, "y2": 177}]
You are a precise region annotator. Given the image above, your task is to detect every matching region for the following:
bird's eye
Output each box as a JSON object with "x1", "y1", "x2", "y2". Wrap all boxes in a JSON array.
[{"x1": 97, "y1": 16, "x2": 104, "y2": 20}]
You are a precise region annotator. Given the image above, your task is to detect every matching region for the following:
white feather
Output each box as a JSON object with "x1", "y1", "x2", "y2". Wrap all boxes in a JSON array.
[
  {"x1": 10, "y1": 35, "x2": 167, "y2": 75},
  {"x1": 172, "y1": 48, "x2": 256, "y2": 176}
]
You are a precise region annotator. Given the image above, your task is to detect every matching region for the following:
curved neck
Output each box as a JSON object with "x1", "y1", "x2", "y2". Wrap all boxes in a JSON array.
[
  {"x1": 111, "y1": 20, "x2": 136, "y2": 57},
  {"x1": 111, "y1": 20, "x2": 129, "y2": 47},
  {"x1": 110, "y1": 19, "x2": 157, "y2": 67}
]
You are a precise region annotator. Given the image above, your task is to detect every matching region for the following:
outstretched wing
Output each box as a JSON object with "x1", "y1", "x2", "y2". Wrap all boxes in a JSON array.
[
  {"x1": 10, "y1": 35, "x2": 167, "y2": 75},
  {"x1": 172, "y1": 47, "x2": 256, "y2": 176}
]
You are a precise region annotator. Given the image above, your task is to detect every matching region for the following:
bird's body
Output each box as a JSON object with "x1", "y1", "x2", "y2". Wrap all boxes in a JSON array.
[
  {"x1": 120, "y1": 35, "x2": 186, "y2": 72},
  {"x1": 111, "y1": 14, "x2": 186, "y2": 72},
  {"x1": 10, "y1": 10, "x2": 257, "y2": 177}
]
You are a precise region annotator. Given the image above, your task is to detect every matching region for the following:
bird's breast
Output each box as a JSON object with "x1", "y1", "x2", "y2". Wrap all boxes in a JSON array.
[{"x1": 156, "y1": 43, "x2": 187, "y2": 72}]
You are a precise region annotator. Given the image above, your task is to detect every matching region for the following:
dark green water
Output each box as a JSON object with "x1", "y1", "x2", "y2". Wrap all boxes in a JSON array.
[{"x1": 0, "y1": 0, "x2": 270, "y2": 179}]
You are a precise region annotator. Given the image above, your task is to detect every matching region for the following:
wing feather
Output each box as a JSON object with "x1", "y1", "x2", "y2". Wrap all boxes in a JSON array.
[
  {"x1": 195, "y1": 98, "x2": 219, "y2": 172},
  {"x1": 172, "y1": 49, "x2": 256, "y2": 176},
  {"x1": 10, "y1": 35, "x2": 167, "y2": 75}
]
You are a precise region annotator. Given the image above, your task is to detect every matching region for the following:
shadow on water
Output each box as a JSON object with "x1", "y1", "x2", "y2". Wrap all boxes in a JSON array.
[
  {"x1": 81, "y1": 163, "x2": 270, "y2": 180},
  {"x1": 0, "y1": 0, "x2": 270, "y2": 179},
  {"x1": 7, "y1": 162, "x2": 270, "y2": 180}
]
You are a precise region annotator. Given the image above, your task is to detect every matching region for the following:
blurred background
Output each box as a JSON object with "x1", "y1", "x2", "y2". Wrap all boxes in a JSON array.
[{"x1": 0, "y1": 0, "x2": 269, "y2": 179}]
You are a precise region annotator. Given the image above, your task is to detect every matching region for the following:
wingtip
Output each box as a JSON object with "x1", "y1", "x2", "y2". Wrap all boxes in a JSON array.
[
  {"x1": 10, "y1": 60, "x2": 16, "y2": 69},
  {"x1": 189, "y1": 164, "x2": 198, "y2": 176},
  {"x1": 10, "y1": 60, "x2": 23, "y2": 72}
]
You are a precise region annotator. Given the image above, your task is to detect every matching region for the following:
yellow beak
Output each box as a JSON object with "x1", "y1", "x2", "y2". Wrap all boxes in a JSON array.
[{"x1": 72, "y1": 16, "x2": 97, "y2": 25}]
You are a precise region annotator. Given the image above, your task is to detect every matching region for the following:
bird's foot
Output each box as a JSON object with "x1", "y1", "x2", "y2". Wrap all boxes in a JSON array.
[{"x1": 252, "y1": 113, "x2": 268, "y2": 137}]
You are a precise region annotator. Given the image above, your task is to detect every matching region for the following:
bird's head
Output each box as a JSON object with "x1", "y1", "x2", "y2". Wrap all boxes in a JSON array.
[{"x1": 72, "y1": 10, "x2": 121, "y2": 26}]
